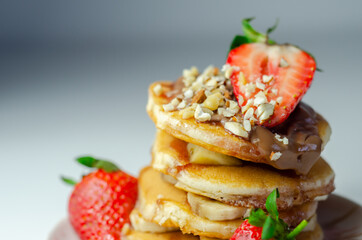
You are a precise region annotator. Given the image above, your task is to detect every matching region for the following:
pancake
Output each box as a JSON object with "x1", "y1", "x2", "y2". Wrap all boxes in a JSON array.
[
  {"x1": 136, "y1": 167, "x2": 319, "y2": 239},
  {"x1": 122, "y1": 224, "x2": 323, "y2": 240},
  {"x1": 125, "y1": 212, "x2": 322, "y2": 240},
  {"x1": 122, "y1": 223, "x2": 198, "y2": 240},
  {"x1": 137, "y1": 167, "x2": 243, "y2": 239},
  {"x1": 152, "y1": 130, "x2": 335, "y2": 209},
  {"x1": 130, "y1": 208, "x2": 178, "y2": 233},
  {"x1": 147, "y1": 81, "x2": 331, "y2": 174}
]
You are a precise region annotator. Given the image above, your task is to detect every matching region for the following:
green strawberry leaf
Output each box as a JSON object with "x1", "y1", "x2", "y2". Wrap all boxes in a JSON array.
[
  {"x1": 248, "y1": 208, "x2": 267, "y2": 227},
  {"x1": 229, "y1": 18, "x2": 278, "y2": 52},
  {"x1": 266, "y1": 188, "x2": 280, "y2": 219},
  {"x1": 266, "y1": 18, "x2": 279, "y2": 36},
  {"x1": 77, "y1": 156, "x2": 97, "y2": 168},
  {"x1": 244, "y1": 188, "x2": 307, "y2": 240},
  {"x1": 61, "y1": 176, "x2": 77, "y2": 186},
  {"x1": 77, "y1": 156, "x2": 120, "y2": 173},
  {"x1": 94, "y1": 160, "x2": 120, "y2": 173},
  {"x1": 229, "y1": 35, "x2": 250, "y2": 52},
  {"x1": 262, "y1": 216, "x2": 276, "y2": 239},
  {"x1": 287, "y1": 220, "x2": 308, "y2": 239}
]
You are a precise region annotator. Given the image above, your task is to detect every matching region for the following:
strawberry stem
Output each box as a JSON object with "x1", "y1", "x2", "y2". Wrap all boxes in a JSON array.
[
  {"x1": 77, "y1": 156, "x2": 120, "y2": 173},
  {"x1": 242, "y1": 18, "x2": 276, "y2": 44},
  {"x1": 286, "y1": 220, "x2": 308, "y2": 239}
]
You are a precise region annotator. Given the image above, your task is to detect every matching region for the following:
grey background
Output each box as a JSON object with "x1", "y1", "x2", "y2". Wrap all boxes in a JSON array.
[{"x1": 1, "y1": 0, "x2": 362, "y2": 239}]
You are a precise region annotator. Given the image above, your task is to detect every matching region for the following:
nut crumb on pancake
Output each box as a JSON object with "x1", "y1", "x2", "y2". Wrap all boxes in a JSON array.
[
  {"x1": 148, "y1": 79, "x2": 331, "y2": 174},
  {"x1": 270, "y1": 151, "x2": 282, "y2": 161},
  {"x1": 153, "y1": 83, "x2": 164, "y2": 96},
  {"x1": 163, "y1": 65, "x2": 255, "y2": 138}
]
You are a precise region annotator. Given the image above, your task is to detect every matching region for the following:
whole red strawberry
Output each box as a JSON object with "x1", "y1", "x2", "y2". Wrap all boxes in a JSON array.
[
  {"x1": 231, "y1": 220, "x2": 264, "y2": 240},
  {"x1": 62, "y1": 156, "x2": 138, "y2": 240}
]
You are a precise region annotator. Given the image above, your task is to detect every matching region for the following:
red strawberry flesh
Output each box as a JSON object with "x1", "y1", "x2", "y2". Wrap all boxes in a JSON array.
[
  {"x1": 227, "y1": 43, "x2": 316, "y2": 127},
  {"x1": 230, "y1": 220, "x2": 264, "y2": 240}
]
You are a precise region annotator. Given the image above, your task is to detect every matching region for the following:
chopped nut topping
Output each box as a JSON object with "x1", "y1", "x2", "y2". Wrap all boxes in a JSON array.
[
  {"x1": 253, "y1": 91, "x2": 268, "y2": 106},
  {"x1": 194, "y1": 104, "x2": 212, "y2": 122},
  {"x1": 271, "y1": 88, "x2": 278, "y2": 95},
  {"x1": 163, "y1": 98, "x2": 180, "y2": 112},
  {"x1": 270, "y1": 151, "x2": 282, "y2": 161},
  {"x1": 269, "y1": 100, "x2": 276, "y2": 106},
  {"x1": 184, "y1": 89, "x2": 194, "y2": 99},
  {"x1": 190, "y1": 66, "x2": 199, "y2": 75},
  {"x1": 163, "y1": 103, "x2": 175, "y2": 112},
  {"x1": 179, "y1": 104, "x2": 197, "y2": 119},
  {"x1": 203, "y1": 92, "x2": 223, "y2": 111},
  {"x1": 243, "y1": 119, "x2": 251, "y2": 131},
  {"x1": 225, "y1": 68, "x2": 234, "y2": 79},
  {"x1": 183, "y1": 67, "x2": 199, "y2": 87},
  {"x1": 276, "y1": 96, "x2": 283, "y2": 104},
  {"x1": 191, "y1": 81, "x2": 202, "y2": 92},
  {"x1": 244, "y1": 108, "x2": 254, "y2": 120},
  {"x1": 256, "y1": 81, "x2": 266, "y2": 90},
  {"x1": 262, "y1": 75, "x2": 273, "y2": 83},
  {"x1": 221, "y1": 64, "x2": 229, "y2": 72},
  {"x1": 219, "y1": 85, "x2": 226, "y2": 92},
  {"x1": 238, "y1": 72, "x2": 247, "y2": 85},
  {"x1": 224, "y1": 122, "x2": 248, "y2": 138},
  {"x1": 224, "y1": 90, "x2": 232, "y2": 100},
  {"x1": 242, "y1": 99, "x2": 254, "y2": 114},
  {"x1": 218, "y1": 100, "x2": 240, "y2": 117},
  {"x1": 256, "y1": 103, "x2": 275, "y2": 121},
  {"x1": 205, "y1": 78, "x2": 217, "y2": 89},
  {"x1": 203, "y1": 65, "x2": 216, "y2": 77},
  {"x1": 228, "y1": 100, "x2": 240, "y2": 111},
  {"x1": 245, "y1": 83, "x2": 256, "y2": 97},
  {"x1": 275, "y1": 134, "x2": 289, "y2": 145},
  {"x1": 191, "y1": 90, "x2": 206, "y2": 104},
  {"x1": 153, "y1": 84, "x2": 163, "y2": 96},
  {"x1": 218, "y1": 108, "x2": 236, "y2": 118},
  {"x1": 177, "y1": 100, "x2": 187, "y2": 109},
  {"x1": 204, "y1": 90, "x2": 212, "y2": 97},
  {"x1": 202, "y1": 106, "x2": 214, "y2": 115},
  {"x1": 237, "y1": 95, "x2": 244, "y2": 106},
  {"x1": 221, "y1": 64, "x2": 238, "y2": 79}
]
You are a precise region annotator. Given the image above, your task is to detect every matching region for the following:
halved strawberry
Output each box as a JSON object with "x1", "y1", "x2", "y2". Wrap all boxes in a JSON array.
[{"x1": 227, "y1": 43, "x2": 316, "y2": 127}]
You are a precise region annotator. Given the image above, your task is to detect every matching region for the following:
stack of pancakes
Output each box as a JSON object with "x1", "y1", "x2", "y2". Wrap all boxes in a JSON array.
[{"x1": 122, "y1": 66, "x2": 335, "y2": 240}]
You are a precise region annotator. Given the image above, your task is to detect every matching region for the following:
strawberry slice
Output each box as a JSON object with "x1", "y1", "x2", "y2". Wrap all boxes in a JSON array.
[{"x1": 226, "y1": 43, "x2": 316, "y2": 127}]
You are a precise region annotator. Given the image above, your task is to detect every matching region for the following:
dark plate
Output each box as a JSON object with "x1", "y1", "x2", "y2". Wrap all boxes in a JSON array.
[{"x1": 49, "y1": 194, "x2": 362, "y2": 240}]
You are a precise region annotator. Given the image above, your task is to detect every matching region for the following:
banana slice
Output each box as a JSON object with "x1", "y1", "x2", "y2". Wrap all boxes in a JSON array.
[
  {"x1": 161, "y1": 173, "x2": 178, "y2": 185},
  {"x1": 130, "y1": 209, "x2": 178, "y2": 233},
  {"x1": 187, "y1": 143, "x2": 242, "y2": 166},
  {"x1": 187, "y1": 192, "x2": 247, "y2": 221}
]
